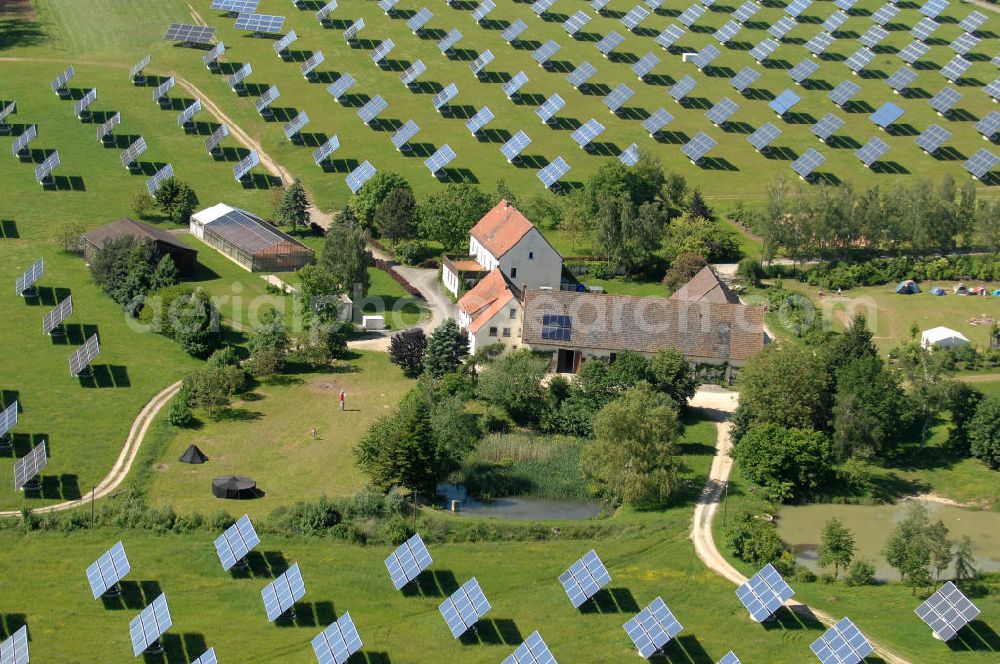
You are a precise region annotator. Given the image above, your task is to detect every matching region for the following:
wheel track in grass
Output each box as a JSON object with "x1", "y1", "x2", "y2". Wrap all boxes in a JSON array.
[{"x1": 688, "y1": 389, "x2": 911, "y2": 664}]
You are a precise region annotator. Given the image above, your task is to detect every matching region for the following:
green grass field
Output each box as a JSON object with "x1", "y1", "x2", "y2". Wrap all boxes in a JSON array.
[{"x1": 145, "y1": 351, "x2": 415, "y2": 518}]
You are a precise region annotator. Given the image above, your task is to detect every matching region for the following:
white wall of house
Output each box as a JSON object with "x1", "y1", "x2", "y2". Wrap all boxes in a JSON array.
[
  {"x1": 465, "y1": 300, "x2": 522, "y2": 355},
  {"x1": 442, "y1": 264, "x2": 460, "y2": 297},
  {"x1": 469, "y1": 236, "x2": 500, "y2": 272},
  {"x1": 491, "y1": 229, "x2": 563, "y2": 291}
]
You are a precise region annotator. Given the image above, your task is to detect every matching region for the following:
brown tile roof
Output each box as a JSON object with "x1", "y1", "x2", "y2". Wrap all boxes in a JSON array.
[
  {"x1": 670, "y1": 266, "x2": 741, "y2": 305},
  {"x1": 458, "y1": 269, "x2": 516, "y2": 333},
  {"x1": 445, "y1": 256, "x2": 487, "y2": 273},
  {"x1": 521, "y1": 289, "x2": 764, "y2": 362},
  {"x1": 468, "y1": 199, "x2": 535, "y2": 258},
  {"x1": 82, "y1": 218, "x2": 196, "y2": 254}
]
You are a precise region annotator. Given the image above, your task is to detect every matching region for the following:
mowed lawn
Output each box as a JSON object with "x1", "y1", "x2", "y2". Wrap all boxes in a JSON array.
[
  {"x1": 780, "y1": 280, "x2": 1000, "y2": 350},
  {"x1": 145, "y1": 351, "x2": 415, "y2": 519},
  {"x1": 0, "y1": 508, "x2": 837, "y2": 664},
  {"x1": 9, "y1": 0, "x2": 1000, "y2": 217}
]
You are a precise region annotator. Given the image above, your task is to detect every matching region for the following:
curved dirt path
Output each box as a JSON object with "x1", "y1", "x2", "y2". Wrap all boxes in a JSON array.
[
  {"x1": 688, "y1": 389, "x2": 911, "y2": 664},
  {"x1": 0, "y1": 381, "x2": 181, "y2": 517}
]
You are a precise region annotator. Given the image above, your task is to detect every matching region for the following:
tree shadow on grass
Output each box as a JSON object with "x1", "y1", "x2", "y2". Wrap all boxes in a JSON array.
[{"x1": 0, "y1": 17, "x2": 45, "y2": 50}]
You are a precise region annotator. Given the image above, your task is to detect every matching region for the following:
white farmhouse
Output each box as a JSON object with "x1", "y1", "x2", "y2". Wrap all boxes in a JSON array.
[{"x1": 442, "y1": 199, "x2": 562, "y2": 297}]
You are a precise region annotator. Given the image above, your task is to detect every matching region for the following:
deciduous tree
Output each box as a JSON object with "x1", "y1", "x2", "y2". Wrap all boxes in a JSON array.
[
  {"x1": 389, "y1": 328, "x2": 427, "y2": 377},
  {"x1": 818, "y1": 517, "x2": 855, "y2": 579},
  {"x1": 321, "y1": 220, "x2": 370, "y2": 298},
  {"x1": 418, "y1": 184, "x2": 493, "y2": 251}
]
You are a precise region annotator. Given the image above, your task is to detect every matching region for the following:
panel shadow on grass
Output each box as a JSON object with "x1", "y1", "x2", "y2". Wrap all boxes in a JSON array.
[
  {"x1": 401, "y1": 569, "x2": 460, "y2": 597},
  {"x1": 948, "y1": 620, "x2": 1000, "y2": 652},
  {"x1": 459, "y1": 618, "x2": 523, "y2": 646},
  {"x1": 579, "y1": 587, "x2": 638, "y2": 614},
  {"x1": 100, "y1": 579, "x2": 162, "y2": 610},
  {"x1": 649, "y1": 634, "x2": 713, "y2": 664},
  {"x1": 274, "y1": 600, "x2": 336, "y2": 628},
  {"x1": 0, "y1": 614, "x2": 28, "y2": 641}
]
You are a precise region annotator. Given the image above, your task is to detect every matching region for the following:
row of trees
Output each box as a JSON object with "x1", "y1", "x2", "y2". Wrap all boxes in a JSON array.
[{"x1": 751, "y1": 175, "x2": 1000, "y2": 262}]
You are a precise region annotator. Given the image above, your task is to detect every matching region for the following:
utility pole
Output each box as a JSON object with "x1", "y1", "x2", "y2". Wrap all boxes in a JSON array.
[{"x1": 91, "y1": 485, "x2": 96, "y2": 529}]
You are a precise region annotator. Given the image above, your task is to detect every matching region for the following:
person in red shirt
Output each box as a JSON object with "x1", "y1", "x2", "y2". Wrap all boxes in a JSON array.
[{"x1": 339, "y1": 389, "x2": 346, "y2": 411}]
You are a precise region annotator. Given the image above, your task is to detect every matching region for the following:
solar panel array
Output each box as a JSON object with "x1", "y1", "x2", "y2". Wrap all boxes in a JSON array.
[
  {"x1": 730, "y1": 66, "x2": 760, "y2": 93},
  {"x1": 785, "y1": 0, "x2": 812, "y2": 17},
  {"x1": 870, "y1": 101, "x2": 905, "y2": 128},
  {"x1": 177, "y1": 99, "x2": 202, "y2": 127},
  {"x1": 15, "y1": 258, "x2": 42, "y2": 297},
  {"x1": 371, "y1": 38, "x2": 395, "y2": 64},
  {"x1": 941, "y1": 55, "x2": 970, "y2": 82},
  {"x1": 120, "y1": 136, "x2": 147, "y2": 168},
  {"x1": 262, "y1": 563, "x2": 306, "y2": 622},
  {"x1": 678, "y1": 4, "x2": 705, "y2": 26},
  {"x1": 915, "y1": 123, "x2": 951, "y2": 153},
  {"x1": 911, "y1": 17, "x2": 940, "y2": 41},
  {"x1": 346, "y1": 160, "x2": 376, "y2": 193},
  {"x1": 810, "y1": 617, "x2": 872, "y2": 664},
  {"x1": 129, "y1": 54, "x2": 151, "y2": 81},
  {"x1": 234, "y1": 13, "x2": 285, "y2": 33},
  {"x1": 425, "y1": 144, "x2": 456, "y2": 174},
  {"x1": 643, "y1": 108, "x2": 674, "y2": 135},
  {"x1": 572, "y1": 119, "x2": 605, "y2": 148},
  {"x1": 749, "y1": 39, "x2": 779, "y2": 63},
  {"x1": 214, "y1": 514, "x2": 260, "y2": 571},
  {"x1": 204, "y1": 42, "x2": 226, "y2": 66},
  {"x1": 670, "y1": 75, "x2": 697, "y2": 101},
  {"x1": 438, "y1": 29, "x2": 463, "y2": 55},
  {"x1": 822, "y1": 11, "x2": 848, "y2": 33},
  {"x1": 0, "y1": 626, "x2": 28, "y2": 664},
  {"x1": 146, "y1": 163, "x2": 174, "y2": 196},
  {"x1": 691, "y1": 44, "x2": 720, "y2": 70},
  {"x1": 0, "y1": 101, "x2": 15, "y2": 127},
  {"x1": 228, "y1": 64, "x2": 252, "y2": 91},
  {"x1": 34, "y1": 151, "x2": 60, "y2": 184},
  {"x1": 233, "y1": 151, "x2": 260, "y2": 181},
  {"x1": 714, "y1": 20, "x2": 742, "y2": 45},
  {"x1": 0, "y1": 401, "x2": 16, "y2": 440},
  {"x1": 204, "y1": 123, "x2": 227, "y2": 154},
  {"x1": 898, "y1": 40, "x2": 930, "y2": 64},
  {"x1": 914, "y1": 581, "x2": 980, "y2": 641},
  {"x1": 50, "y1": 65, "x2": 75, "y2": 94},
  {"x1": 620, "y1": 143, "x2": 640, "y2": 166},
  {"x1": 191, "y1": 648, "x2": 217, "y2": 664},
  {"x1": 439, "y1": 577, "x2": 491, "y2": 638},
  {"x1": 604, "y1": 84, "x2": 634, "y2": 113},
  {"x1": 13, "y1": 441, "x2": 46, "y2": 490},
  {"x1": 567, "y1": 62, "x2": 597, "y2": 88},
  {"x1": 985, "y1": 78, "x2": 1000, "y2": 102},
  {"x1": 920, "y1": 0, "x2": 948, "y2": 18},
  {"x1": 313, "y1": 135, "x2": 341, "y2": 165},
  {"x1": 532, "y1": 0, "x2": 557, "y2": 17},
  {"x1": 96, "y1": 113, "x2": 121, "y2": 142},
  {"x1": 886, "y1": 67, "x2": 918, "y2": 93},
  {"x1": 859, "y1": 25, "x2": 889, "y2": 48},
  {"x1": 283, "y1": 111, "x2": 310, "y2": 140},
  {"x1": 301, "y1": 50, "x2": 325, "y2": 78},
  {"x1": 501, "y1": 19, "x2": 528, "y2": 43},
  {"x1": 856, "y1": 136, "x2": 890, "y2": 166},
  {"x1": 805, "y1": 32, "x2": 835, "y2": 56},
  {"x1": 845, "y1": 47, "x2": 875, "y2": 73},
  {"x1": 343, "y1": 19, "x2": 364, "y2": 42},
  {"x1": 470, "y1": 49, "x2": 495, "y2": 76},
  {"x1": 407, "y1": 7, "x2": 433, "y2": 33},
  {"x1": 502, "y1": 631, "x2": 555, "y2": 664},
  {"x1": 719, "y1": 652, "x2": 741, "y2": 664},
  {"x1": 533, "y1": 40, "x2": 561, "y2": 66},
  {"x1": 164, "y1": 23, "x2": 216, "y2": 43},
  {"x1": 559, "y1": 550, "x2": 611, "y2": 608},
  {"x1": 657, "y1": 25, "x2": 685, "y2": 50},
  {"x1": 563, "y1": 10, "x2": 590, "y2": 35},
  {"x1": 770, "y1": 89, "x2": 801, "y2": 116},
  {"x1": 10, "y1": 125, "x2": 34, "y2": 156},
  {"x1": 732, "y1": 1, "x2": 760, "y2": 23},
  {"x1": 391, "y1": 120, "x2": 420, "y2": 149},
  {"x1": 327, "y1": 73, "x2": 355, "y2": 100},
  {"x1": 812, "y1": 112, "x2": 845, "y2": 141},
  {"x1": 432, "y1": 84, "x2": 458, "y2": 110},
  {"x1": 86, "y1": 541, "x2": 131, "y2": 599},
  {"x1": 313, "y1": 613, "x2": 363, "y2": 664},
  {"x1": 871, "y1": 4, "x2": 898, "y2": 25},
  {"x1": 502, "y1": 131, "x2": 532, "y2": 161},
  {"x1": 959, "y1": 10, "x2": 987, "y2": 33},
  {"x1": 949, "y1": 32, "x2": 979, "y2": 55},
  {"x1": 473, "y1": 0, "x2": 497, "y2": 23},
  {"x1": 964, "y1": 148, "x2": 999, "y2": 179},
  {"x1": 274, "y1": 32, "x2": 298, "y2": 58},
  {"x1": 792, "y1": 148, "x2": 826, "y2": 178},
  {"x1": 130, "y1": 594, "x2": 172, "y2": 656},
  {"x1": 975, "y1": 111, "x2": 1000, "y2": 139},
  {"x1": 769, "y1": 16, "x2": 797, "y2": 40},
  {"x1": 596, "y1": 31, "x2": 625, "y2": 56},
  {"x1": 736, "y1": 564, "x2": 795, "y2": 622},
  {"x1": 69, "y1": 334, "x2": 99, "y2": 376},
  {"x1": 623, "y1": 597, "x2": 683, "y2": 658},
  {"x1": 316, "y1": 0, "x2": 338, "y2": 22},
  {"x1": 42, "y1": 295, "x2": 73, "y2": 335},
  {"x1": 748, "y1": 122, "x2": 781, "y2": 151},
  {"x1": 537, "y1": 156, "x2": 569, "y2": 187},
  {"x1": 152, "y1": 76, "x2": 175, "y2": 101},
  {"x1": 829, "y1": 80, "x2": 860, "y2": 106},
  {"x1": 212, "y1": 0, "x2": 259, "y2": 11},
  {"x1": 789, "y1": 59, "x2": 819, "y2": 84},
  {"x1": 706, "y1": 98, "x2": 738, "y2": 125},
  {"x1": 622, "y1": 6, "x2": 650, "y2": 31},
  {"x1": 536, "y1": 95, "x2": 564, "y2": 123},
  {"x1": 503, "y1": 71, "x2": 529, "y2": 98},
  {"x1": 929, "y1": 87, "x2": 961, "y2": 115}
]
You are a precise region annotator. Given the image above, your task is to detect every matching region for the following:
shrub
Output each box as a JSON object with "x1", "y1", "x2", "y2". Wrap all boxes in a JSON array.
[
  {"x1": 845, "y1": 559, "x2": 877, "y2": 586},
  {"x1": 795, "y1": 567, "x2": 818, "y2": 583},
  {"x1": 395, "y1": 240, "x2": 424, "y2": 265},
  {"x1": 378, "y1": 514, "x2": 413, "y2": 546},
  {"x1": 209, "y1": 509, "x2": 234, "y2": 531},
  {"x1": 723, "y1": 511, "x2": 784, "y2": 567},
  {"x1": 167, "y1": 398, "x2": 195, "y2": 428}
]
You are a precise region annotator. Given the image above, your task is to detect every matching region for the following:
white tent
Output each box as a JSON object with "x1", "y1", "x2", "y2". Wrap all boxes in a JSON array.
[{"x1": 921, "y1": 326, "x2": 970, "y2": 349}]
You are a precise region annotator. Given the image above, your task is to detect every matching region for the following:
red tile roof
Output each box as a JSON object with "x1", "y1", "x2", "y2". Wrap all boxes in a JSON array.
[
  {"x1": 458, "y1": 269, "x2": 516, "y2": 333},
  {"x1": 468, "y1": 199, "x2": 535, "y2": 258},
  {"x1": 670, "y1": 266, "x2": 741, "y2": 305},
  {"x1": 521, "y1": 289, "x2": 764, "y2": 362}
]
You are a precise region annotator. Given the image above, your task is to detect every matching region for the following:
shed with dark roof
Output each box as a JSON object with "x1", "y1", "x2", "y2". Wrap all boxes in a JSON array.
[{"x1": 81, "y1": 218, "x2": 199, "y2": 276}]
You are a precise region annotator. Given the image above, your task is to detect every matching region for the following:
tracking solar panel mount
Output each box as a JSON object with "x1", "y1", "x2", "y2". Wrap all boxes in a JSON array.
[
  {"x1": 178, "y1": 99, "x2": 202, "y2": 129},
  {"x1": 804, "y1": 32, "x2": 833, "y2": 57},
  {"x1": 532, "y1": 0, "x2": 558, "y2": 18},
  {"x1": 748, "y1": 122, "x2": 781, "y2": 153},
  {"x1": 164, "y1": 23, "x2": 216, "y2": 45},
  {"x1": 470, "y1": 50, "x2": 494, "y2": 79},
  {"x1": 327, "y1": 73, "x2": 355, "y2": 102},
  {"x1": 129, "y1": 54, "x2": 151, "y2": 85},
  {"x1": 316, "y1": 0, "x2": 337, "y2": 24},
  {"x1": 572, "y1": 119, "x2": 605, "y2": 150},
  {"x1": 567, "y1": 62, "x2": 597, "y2": 90},
  {"x1": 564, "y1": 10, "x2": 590, "y2": 36},
  {"x1": 829, "y1": 80, "x2": 860, "y2": 107},
  {"x1": 432, "y1": 84, "x2": 458, "y2": 113},
  {"x1": 501, "y1": 131, "x2": 531, "y2": 162},
  {"x1": 147, "y1": 164, "x2": 174, "y2": 197},
  {"x1": 69, "y1": 333, "x2": 100, "y2": 377},
  {"x1": 343, "y1": 19, "x2": 364, "y2": 45},
  {"x1": 714, "y1": 20, "x2": 742, "y2": 45},
  {"x1": 439, "y1": 29, "x2": 463, "y2": 56},
  {"x1": 130, "y1": 594, "x2": 172, "y2": 656},
  {"x1": 732, "y1": 1, "x2": 760, "y2": 23},
  {"x1": 788, "y1": 59, "x2": 818, "y2": 85},
  {"x1": 346, "y1": 161, "x2": 376, "y2": 193},
  {"x1": 622, "y1": 6, "x2": 650, "y2": 32},
  {"x1": 769, "y1": 16, "x2": 797, "y2": 41},
  {"x1": 682, "y1": 132, "x2": 717, "y2": 164},
  {"x1": 503, "y1": 72, "x2": 529, "y2": 100},
  {"x1": 313, "y1": 613, "x2": 363, "y2": 664},
  {"x1": 871, "y1": 3, "x2": 898, "y2": 25},
  {"x1": 204, "y1": 123, "x2": 229, "y2": 155},
  {"x1": 121, "y1": 136, "x2": 147, "y2": 170},
  {"x1": 886, "y1": 67, "x2": 918, "y2": 94},
  {"x1": 730, "y1": 66, "x2": 760, "y2": 95},
  {"x1": 620, "y1": 143, "x2": 640, "y2": 167},
  {"x1": 915, "y1": 581, "x2": 980, "y2": 641},
  {"x1": 845, "y1": 47, "x2": 875, "y2": 74},
  {"x1": 560, "y1": 550, "x2": 611, "y2": 608},
  {"x1": 791, "y1": 148, "x2": 826, "y2": 181},
  {"x1": 0, "y1": 626, "x2": 28, "y2": 664},
  {"x1": 283, "y1": 111, "x2": 310, "y2": 142},
  {"x1": 769, "y1": 89, "x2": 801, "y2": 117},
  {"x1": 736, "y1": 564, "x2": 795, "y2": 622},
  {"x1": 0, "y1": 400, "x2": 17, "y2": 447},
  {"x1": 536, "y1": 95, "x2": 564, "y2": 124},
  {"x1": 372, "y1": 39, "x2": 396, "y2": 68},
  {"x1": 941, "y1": 55, "x2": 971, "y2": 83},
  {"x1": 964, "y1": 148, "x2": 999, "y2": 181},
  {"x1": 857, "y1": 136, "x2": 890, "y2": 167},
  {"x1": 604, "y1": 84, "x2": 634, "y2": 114},
  {"x1": 502, "y1": 631, "x2": 554, "y2": 664},
  {"x1": 859, "y1": 25, "x2": 889, "y2": 49},
  {"x1": 229, "y1": 63, "x2": 252, "y2": 92},
  {"x1": 440, "y1": 577, "x2": 491, "y2": 638},
  {"x1": 235, "y1": 13, "x2": 286, "y2": 35},
  {"x1": 822, "y1": 11, "x2": 847, "y2": 35},
  {"x1": 596, "y1": 32, "x2": 625, "y2": 58},
  {"x1": 379, "y1": 0, "x2": 398, "y2": 14},
  {"x1": 537, "y1": 156, "x2": 569, "y2": 189},
  {"x1": 915, "y1": 124, "x2": 951, "y2": 154},
  {"x1": 96, "y1": 112, "x2": 121, "y2": 144},
  {"x1": 0, "y1": 101, "x2": 15, "y2": 134},
  {"x1": 643, "y1": 108, "x2": 674, "y2": 137},
  {"x1": 204, "y1": 42, "x2": 226, "y2": 71},
  {"x1": 706, "y1": 95, "x2": 740, "y2": 127},
  {"x1": 534, "y1": 40, "x2": 561, "y2": 68},
  {"x1": 425, "y1": 144, "x2": 456, "y2": 178},
  {"x1": 624, "y1": 597, "x2": 683, "y2": 658},
  {"x1": 911, "y1": 17, "x2": 939, "y2": 42},
  {"x1": 385, "y1": 533, "x2": 433, "y2": 589},
  {"x1": 74, "y1": 89, "x2": 97, "y2": 121},
  {"x1": 473, "y1": 0, "x2": 497, "y2": 24},
  {"x1": 408, "y1": 8, "x2": 433, "y2": 34},
  {"x1": 51, "y1": 65, "x2": 75, "y2": 97},
  {"x1": 34, "y1": 151, "x2": 60, "y2": 186},
  {"x1": 670, "y1": 75, "x2": 697, "y2": 103},
  {"x1": 501, "y1": 19, "x2": 528, "y2": 44},
  {"x1": 691, "y1": 44, "x2": 720, "y2": 71},
  {"x1": 313, "y1": 135, "x2": 340, "y2": 166},
  {"x1": 812, "y1": 112, "x2": 844, "y2": 142},
  {"x1": 400, "y1": 60, "x2": 427, "y2": 88},
  {"x1": 262, "y1": 562, "x2": 307, "y2": 622},
  {"x1": 301, "y1": 51, "x2": 325, "y2": 80},
  {"x1": 15, "y1": 258, "x2": 43, "y2": 298},
  {"x1": 215, "y1": 514, "x2": 260, "y2": 571},
  {"x1": 391, "y1": 120, "x2": 420, "y2": 151},
  {"x1": 14, "y1": 440, "x2": 47, "y2": 490},
  {"x1": 749, "y1": 39, "x2": 779, "y2": 64},
  {"x1": 43, "y1": 295, "x2": 73, "y2": 337},
  {"x1": 153, "y1": 77, "x2": 175, "y2": 106},
  {"x1": 255, "y1": 85, "x2": 280, "y2": 117},
  {"x1": 810, "y1": 617, "x2": 872, "y2": 664},
  {"x1": 975, "y1": 111, "x2": 1000, "y2": 141},
  {"x1": 212, "y1": 0, "x2": 260, "y2": 13},
  {"x1": 87, "y1": 541, "x2": 130, "y2": 599},
  {"x1": 233, "y1": 151, "x2": 260, "y2": 182},
  {"x1": 871, "y1": 101, "x2": 904, "y2": 130},
  {"x1": 929, "y1": 87, "x2": 961, "y2": 117},
  {"x1": 657, "y1": 25, "x2": 685, "y2": 51},
  {"x1": 678, "y1": 3, "x2": 705, "y2": 27}
]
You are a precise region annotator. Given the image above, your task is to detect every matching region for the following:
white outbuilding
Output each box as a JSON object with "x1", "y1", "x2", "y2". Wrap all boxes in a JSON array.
[{"x1": 921, "y1": 326, "x2": 971, "y2": 349}]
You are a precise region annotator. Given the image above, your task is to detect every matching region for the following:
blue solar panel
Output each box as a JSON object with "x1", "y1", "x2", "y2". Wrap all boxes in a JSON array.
[
  {"x1": 312, "y1": 613, "x2": 363, "y2": 664},
  {"x1": 735, "y1": 564, "x2": 795, "y2": 622},
  {"x1": 769, "y1": 89, "x2": 801, "y2": 116},
  {"x1": 501, "y1": 131, "x2": 531, "y2": 161},
  {"x1": 810, "y1": 617, "x2": 873, "y2": 664},
  {"x1": 502, "y1": 631, "x2": 555, "y2": 664},
  {"x1": 467, "y1": 106, "x2": 495, "y2": 134},
  {"x1": 261, "y1": 563, "x2": 306, "y2": 622},
  {"x1": 537, "y1": 157, "x2": 569, "y2": 187},
  {"x1": 748, "y1": 122, "x2": 781, "y2": 151},
  {"x1": 439, "y1": 578, "x2": 491, "y2": 638},
  {"x1": 559, "y1": 550, "x2": 610, "y2": 607},
  {"x1": 870, "y1": 101, "x2": 904, "y2": 128},
  {"x1": 623, "y1": 597, "x2": 683, "y2": 658},
  {"x1": 87, "y1": 541, "x2": 131, "y2": 599},
  {"x1": 620, "y1": 143, "x2": 640, "y2": 167},
  {"x1": 915, "y1": 124, "x2": 951, "y2": 153},
  {"x1": 642, "y1": 108, "x2": 674, "y2": 135},
  {"x1": 214, "y1": 514, "x2": 260, "y2": 571},
  {"x1": 915, "y1": 581, "x2": 981, "y2": 642},
  {"x1": 391, "y1": 120, "x2": 419, "y2": 149},
  {"x1": 670, "y1": 75, "x2": 697, "y2": 101},
  {"x1": 791, "y1": 148, "x2": 826, "y2": 178}
]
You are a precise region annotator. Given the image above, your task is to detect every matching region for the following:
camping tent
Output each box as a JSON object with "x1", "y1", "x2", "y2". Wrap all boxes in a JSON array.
[
  {"x1": 931, "y1": 287, "x2": 946, "y2": 296},
  {"x1": 954, "y1": 283, "x2": 969, "y2": 295},
  {"x1": 179, "y1": 444, "x2": 208, "y2": 464},
  {"x1": 896, "y1": 280, "x2": 920, "y2": 294},
  {"x1": 921, "y1": 326, "x2": 971, "y2": 349},
  {"x1": 992, "y1": 289, "x2": 1000, "y2": 297},
  {"x1": 211, "y1": 476, "x2": 258, "y2": 499}
]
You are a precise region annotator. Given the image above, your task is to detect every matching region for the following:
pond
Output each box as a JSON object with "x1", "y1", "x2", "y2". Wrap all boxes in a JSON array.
[
  {"x1": 776, "y1": 498, "x2": 1000, "y2": 581},
  {"x1": 436, "y1": 484, "x2": 603, "y2": 521}
]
